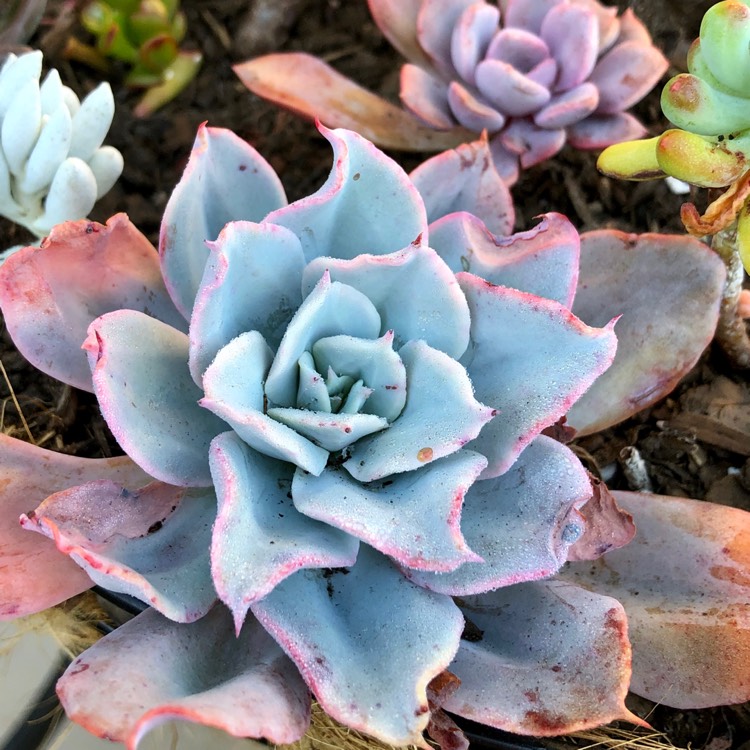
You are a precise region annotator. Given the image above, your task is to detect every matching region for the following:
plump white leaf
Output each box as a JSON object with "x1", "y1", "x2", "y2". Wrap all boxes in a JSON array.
[
  {"x1": 2, "y1": 78, "x2": 41, "y2": 175},
  {"x1": 20, "y1": 103, "x2": 72, "y2": 195},
  {"x1": 88, "y1": 145, "x2": 124, "y2": 198},
  {"x1": 37, "y1": 156, "x2": 97, "y2": 231},
  {"x1": 68, "y1": 82, "x2": 115, "y2": 162},
  {"x1": 0, "y1": 50, "x2": 41, "y2": 118}
]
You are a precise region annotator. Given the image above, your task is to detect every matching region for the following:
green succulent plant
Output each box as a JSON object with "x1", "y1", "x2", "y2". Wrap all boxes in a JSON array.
[
  {"x1": 68, "y1": 0, "x2": 201, "y2": 116},
  {"x1": 597, "y1": 0, "x2": 750, "y2": 368}
]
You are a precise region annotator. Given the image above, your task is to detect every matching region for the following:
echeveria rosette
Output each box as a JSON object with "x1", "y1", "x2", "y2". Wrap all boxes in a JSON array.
[
  {"x1": 368, "y1": 0, "x2": 668, "y2": 184},
  {"x1": 234, "y1": 1, "x2": 666, "y2": 185},
  {"x1": 0, "y1": 123, "x2": 634, "y2": 746}
]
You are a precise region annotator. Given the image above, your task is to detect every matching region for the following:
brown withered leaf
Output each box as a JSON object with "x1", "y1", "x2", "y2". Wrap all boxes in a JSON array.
[
  {"x1": 426, "y1": 672, "x2": 468, "y2": 750},
  {"x1": 567, "y1": 474, "x2": 636, "y2": 561}
]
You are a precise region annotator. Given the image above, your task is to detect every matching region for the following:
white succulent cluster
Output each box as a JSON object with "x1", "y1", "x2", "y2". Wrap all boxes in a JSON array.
[{"x1": 0, "y1": 50, "x2": 123, "y2": 238}]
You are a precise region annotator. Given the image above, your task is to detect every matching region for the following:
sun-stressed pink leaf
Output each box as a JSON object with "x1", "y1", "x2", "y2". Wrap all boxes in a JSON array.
[
  {"x1": 367, "y1": 0, "x2": 431, "y2": 67},
  {"x1": 428, "y1": 212, "x2": 579, "y2": 307},
  {"x1": 0, "y1": 214, "x2": 186, "y2": 392},
  {"x1": 458, "y1": 273, "x2": 617, "y2": 478},
  {"x1": 58, "y1": 607, "x2": 311, "y2": 750},
  {"x1": 445, "y1": 580, "x2": 642, "y2": 735},
  {"x1": 567, "y1": 476, "x2": 635, "y2": 561},
  {"x1": 84, "y1": 310, "x2": 227, "y2": 487},
  {"x1": 559, "y1": 491, "x2": 750, "y2": 709},
  {"x1": 252, "y1": 546, "x2": 464, "y2": 747},
  {"x1": 0, "y1": 434, "x2": 150, "y2": 619},
  {"x1": 21, "y1": 480, "x2": 217, "y2": 622},
  {"x1": 159, "y1": 124, "x2": 287, "y2": 318},
  {"x1": 234, "y1": 54, "x2": 472, "y2": 152},
  {"x1": 410, "y1": 136, "x2": 515, "y2": 236},
  {"x1": 567, "y1": 230, "x2": 726, "y2": 435}
]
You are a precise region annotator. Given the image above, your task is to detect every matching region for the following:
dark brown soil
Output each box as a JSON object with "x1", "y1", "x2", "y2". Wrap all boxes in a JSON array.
[{"x1": 1, "y1": 1, "x2": 749, "y2": 749}]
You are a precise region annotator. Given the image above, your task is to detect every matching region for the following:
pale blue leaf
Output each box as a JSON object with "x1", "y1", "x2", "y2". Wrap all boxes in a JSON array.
[
  {"x1": 189, "y1": 221, "x2": 306, "y2": 383},
  {"x1": 302, "y1": 246, "x2": 471, "y2": 358},
  {"x1": 251, "y1": 546, "x2": 464, "y2": 746},
  {"x1": 344, "y1": 340, "x2": 495, "y2": 482},
  {"x1": 458, "y1": 273, "x2": 617, "y2": 478},
  {"x1": 84, "y1": 310, "x2": 227, "y2": 487},
  {"x1": 312, "y1": 332, "x2": 406, "y2": 421},
  {"x1": 267, "y1": 408, "x2": 388, "y2": 451},
  {"x1": 209, "y1": 432, "x2": 359, "y2": 632},
  {"x1": 266, "y1": 126, "x2": 427, "y2": 262},
  {"x1": 200, "y1": 331, "x2": 329, "y2": 475},
  {"x1": 265, "y1": 273, "x2": 381, "y2": 406},
  {"x1": 293, "y1": 449, "x2": 486, "y2": 571},
  {"x1": 403, "y1": 436, "x2": 591, "y2": 594},
  {"x1": 159, "y1": 125, "x2": 287, "y2": 317}
]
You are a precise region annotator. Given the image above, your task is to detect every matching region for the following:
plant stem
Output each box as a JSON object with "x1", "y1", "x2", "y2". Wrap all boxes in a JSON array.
[{"x1": 711, "y1": 224, "x2": 750, "y2": 368}]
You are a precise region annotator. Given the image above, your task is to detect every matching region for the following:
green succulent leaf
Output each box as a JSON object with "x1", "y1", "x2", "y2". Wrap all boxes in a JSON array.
[
  {"x1": 699, "y1": 0, "x2": 750, "y2": 95},
  {"x1": 662, "y1": 73, "x2": 750, "y2": 136}
]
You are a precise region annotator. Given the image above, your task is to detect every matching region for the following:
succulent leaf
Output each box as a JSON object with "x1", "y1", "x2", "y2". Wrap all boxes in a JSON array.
[
  {"x1": 251, "y1": 546, "x2": 464, "y2": 747},
  {"x1": 0, "y1": 434, "x2": 150, "y2": 619},
  {"x1": 233, "y1": 53, "x2": 474, "y2": 151},
  {"x1": 568, "y1": 230, "x2": 726, "y2": 435},
  {"x1": 159, "y1": 124, "x2": 287, "y2": 317},
  {"x1": 403, "y1": 436, "x2": 591, "y2": 594},
  {"x1": 596, "y1": 135, "x2": 664, "y2": 181},
  {"x1": 267, "y1": 126, "x2": 428, "y2": 263},
  {"x1": 302, "y1": 246, "x2": 471, "y2": 358},
  {"x1": 410, "y1": 135, "x2": 515, "y2": 236},
  {"x1": 189, "y1": 221, "x2": 306, "y2": 383},
  {"x1": 445, "y1": 580, "x2": 640, "y2": 734},
  {"x1": 293, "y1": 450, "x2": 486, "y2": 572},
  {"x1": 428, "y1": 212, "x2": 579, "y2": 307},
  {"x1": 21, "y1": 480, "x2": 217, "y2": 622},
  {"x1": 0, "y1": 214, "x2": 185, "y2": 392},
  {"x1": 84, "y1": 310, "x2": 227, "y2": 486},
  {"x1": 699, "y1": 0, "x2": 750, "y2": 95},
  {"x1": 200, "y1": 331, "x2": 330, "y2": 476},
  {"x1": 57, "y1": 607, "x2": 312, "y2": 748},
  {"x1": 662, "y1": 73, "x2": 750, "y2": 135},
  {"x1": 210, "y1": 432, "x2": 359, "y2": 632},
  {"x1": 457, "y1": 273, "x2": 617, "y2": 478},
  {"x1": 559, "y1": 491, "x2": 750, "y2": 708},
  {"x1": 655, "y1": 128, "x2": 748, "y2": 188},
  {"x1": 344, "y1": 340, "x2": 495, "y2": 482}
]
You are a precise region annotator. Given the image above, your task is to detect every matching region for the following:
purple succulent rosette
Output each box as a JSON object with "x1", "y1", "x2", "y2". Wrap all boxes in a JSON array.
[
  {"x1": 370, "y1": 0, "x2": 669, "y2": 183},
  {"x1": 0, "y1": 123, "x2": 740, "y2": 748}
]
